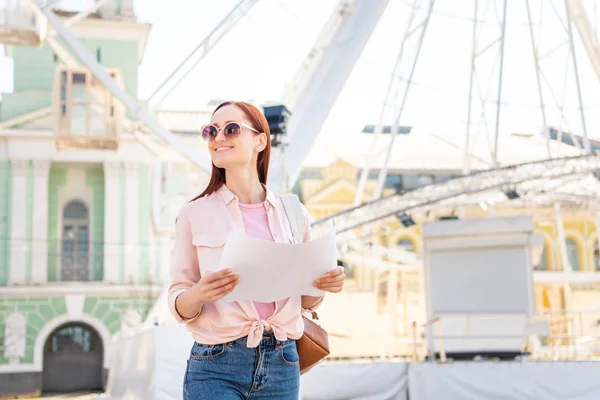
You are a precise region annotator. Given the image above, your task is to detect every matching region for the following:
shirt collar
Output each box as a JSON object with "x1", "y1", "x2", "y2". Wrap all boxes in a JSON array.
[{"x1": 216, "y1": 184, "x2": 277, "y2": 209}]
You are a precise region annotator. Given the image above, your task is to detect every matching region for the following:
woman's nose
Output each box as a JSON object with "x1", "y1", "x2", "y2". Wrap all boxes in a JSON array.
[{"x1": 215, "y1": 129, "x2": 227, "y2": 141}]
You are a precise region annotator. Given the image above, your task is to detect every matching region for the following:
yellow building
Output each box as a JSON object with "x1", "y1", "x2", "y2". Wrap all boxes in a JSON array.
[{"x1": 296, "y1": 128, "x2": 600, "y2": 359}]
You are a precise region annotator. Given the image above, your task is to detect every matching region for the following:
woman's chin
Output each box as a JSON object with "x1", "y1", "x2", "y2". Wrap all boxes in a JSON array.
[
  {"x1": 211, "y1": 154, "x2": 233, "y2": 169},
  {"x1": 212, "y1": 154, "x2": 251, "y2": 170}
]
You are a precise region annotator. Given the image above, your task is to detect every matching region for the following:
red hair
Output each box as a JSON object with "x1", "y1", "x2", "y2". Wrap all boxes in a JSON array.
[{"x1": 191, "y1": 101, "x2": 271, "y2": 201}]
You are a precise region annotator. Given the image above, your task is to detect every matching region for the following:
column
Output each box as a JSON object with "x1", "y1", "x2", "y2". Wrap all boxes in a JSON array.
[
  {"x1": 123, "y1": 162, "x2": 139, "y2": 283},
  {"x1": 31, "y1": 160, "x2": 50, "y2": 283},
  {"x1": 147, "y1": 232, "x2": 156, "y2": 284},
  {"x1": 159, "y1": 236, "x2": 172, "y2": 284},
  {"x1": 555, "y1": 203, "x2": 570, "y2": 271},
  {"x1": 103, "y1": 161, "x2": 121, "y2": 283},
  {"x1": 387, "y1": 268, "x2": 398, "y2": 338},
  {"x1": 596, "y1": 212, "x2": 600, "y2": 270},
  {"x1": 9, "y1": 160, "x2": 29, "y2": 284}
]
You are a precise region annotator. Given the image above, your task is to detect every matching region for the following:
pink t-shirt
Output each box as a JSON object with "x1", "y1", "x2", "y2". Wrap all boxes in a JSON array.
[{"x1": 238, "y1": 201, "x2": 276, "y2": 321}]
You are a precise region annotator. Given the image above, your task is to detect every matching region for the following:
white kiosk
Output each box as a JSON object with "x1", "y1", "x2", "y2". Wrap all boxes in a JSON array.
[{"x1": 422, "y1": 215, "x2": 543, "y2": 359}]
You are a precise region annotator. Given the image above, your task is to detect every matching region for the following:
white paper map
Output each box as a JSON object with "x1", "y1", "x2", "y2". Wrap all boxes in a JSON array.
[{"x1": 218, "y1": 228, "x2": 337, "y2": 303}]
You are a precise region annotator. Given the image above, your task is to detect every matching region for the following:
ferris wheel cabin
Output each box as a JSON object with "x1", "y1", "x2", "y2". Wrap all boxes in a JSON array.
[
  {"x1": 0, "y1": 0, "x2": 140, "y2": 151},
  {"x1": 0, "y1": 0, "x2": 46, "y2": 46},
  {"x1": 53, "y1": 67, "x2": 125, "y2": 151}
]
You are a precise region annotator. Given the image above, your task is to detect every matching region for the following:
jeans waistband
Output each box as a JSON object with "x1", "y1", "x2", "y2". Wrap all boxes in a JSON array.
[{"x1": 221, "y1": 332, "x2": 289, "y2": 348}]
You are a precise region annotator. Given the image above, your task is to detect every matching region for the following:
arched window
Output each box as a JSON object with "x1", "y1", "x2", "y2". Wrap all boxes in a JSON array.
[
  {"x1": 43, "y1": 323, "x2": 103, "y2": 392},
  {"x1": 61, "y1": 201, "x2": 90, "y2": 281},
  {"x1": 566, "y1": 238, "x2": 580, "y2": 271},
  {"x1": 594, "y1": 240, "x2": 600, "y2": 272},
  {"x1": 397, "y1": 238, "x2": 415, "y2": 252}
]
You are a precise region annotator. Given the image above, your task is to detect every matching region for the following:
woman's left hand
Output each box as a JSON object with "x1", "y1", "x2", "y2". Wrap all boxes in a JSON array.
[{"x1": 313, "y1": 266, "x2": 345, "y2": 293}]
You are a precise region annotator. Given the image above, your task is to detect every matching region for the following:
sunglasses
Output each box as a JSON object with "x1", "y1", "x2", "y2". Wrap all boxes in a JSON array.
[{"x1": 200, "y1": 121, "x2": 260, "y2": 142}]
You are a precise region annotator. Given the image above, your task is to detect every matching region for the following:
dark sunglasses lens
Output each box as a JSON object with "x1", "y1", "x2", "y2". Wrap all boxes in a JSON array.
[
  {"x1": 224, "y1": 123, "x2": 241, "y2": 136},
  {"x1": 202, "y1": 125, "x2": 217, "y2": 140}
]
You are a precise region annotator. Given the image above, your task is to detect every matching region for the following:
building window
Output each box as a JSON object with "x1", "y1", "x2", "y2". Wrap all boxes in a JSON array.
[
  {"x1": 566, "y1": 238, "x2": 580, "y2": 271},
  {"x1": 397, "y1": 238, "x2": 415, "y2": 252},
  {"x1": 61, "y1": 201, "x2": 90, "y2": 281}
]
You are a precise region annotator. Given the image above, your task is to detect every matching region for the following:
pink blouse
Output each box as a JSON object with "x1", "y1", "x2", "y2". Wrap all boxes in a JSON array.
[
  {"x1": 168, "y1": 184, "x2": 312, "y2": 348},
  {"x1": 238, "y1": 201, "x2": 277, "y2": 320}
]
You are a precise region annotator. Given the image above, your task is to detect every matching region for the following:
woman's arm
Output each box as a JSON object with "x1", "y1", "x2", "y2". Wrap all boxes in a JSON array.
[
  {"x1": 168, "y1": 213, "x2": 204, "y2": 322},
  {"x1": 168, "y1": 211, "x2": 240, "y2": 321},
  {"x1": 302, "y1": 295, "x2": 325, "y2": 310}
]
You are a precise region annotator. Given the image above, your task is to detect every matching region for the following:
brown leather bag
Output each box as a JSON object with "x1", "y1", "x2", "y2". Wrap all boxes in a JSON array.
[
  {"x1": 297, "y1": 309, "x2": 330, "y2": 374},
  {"x1": 279, "y1": 194, "x2": 331, "y2": 374}
]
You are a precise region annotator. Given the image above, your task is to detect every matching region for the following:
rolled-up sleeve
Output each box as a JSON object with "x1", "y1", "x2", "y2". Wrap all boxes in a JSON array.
[{"x1": 168, "y1": 212, "x2": 202, "y2": 323}]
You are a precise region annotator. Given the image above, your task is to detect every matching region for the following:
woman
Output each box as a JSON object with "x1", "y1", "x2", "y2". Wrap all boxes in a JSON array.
[{"x1": 168, "y1": 101, "x2": 345, "y2": 400}]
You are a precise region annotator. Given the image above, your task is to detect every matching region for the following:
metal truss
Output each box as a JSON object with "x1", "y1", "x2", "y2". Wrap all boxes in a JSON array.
[
  {"x1": 463, "y1": 0, "x2": 508, "y2": 172},
  {"x1": 354, "y1": 0, "x2": 435, "y2": 205},
  {"x1": 311, "y1": 153, "x2": 600, "y2": 233},
  {"x1": 525, "y1": 0, "x2": 593, "y2": 155},
  {"x1": 146, "y1": 0, "x2": 260, "y2": 107}
]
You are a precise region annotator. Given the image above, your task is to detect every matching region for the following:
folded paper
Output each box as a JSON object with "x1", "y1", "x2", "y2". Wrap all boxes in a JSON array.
[{"x1": 218, "y1": 228, "x2": 337, "y2": 302}]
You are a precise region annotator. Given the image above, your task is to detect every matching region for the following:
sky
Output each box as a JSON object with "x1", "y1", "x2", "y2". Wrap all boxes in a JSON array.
[
  {"x1": 133, "y1": 0, "x2": 600, "y2": 148},
  {"x1": 1, "y1": 0, "x2": 599, "y2": 155}
]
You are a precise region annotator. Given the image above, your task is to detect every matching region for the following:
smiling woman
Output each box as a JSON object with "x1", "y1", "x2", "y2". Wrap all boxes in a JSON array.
[
  {"x1": 192, "y1": 101, "x2": 271, "y2": 200},
  {"x1": 167, "y1": 101, "x2": 345, "y2": 399}
]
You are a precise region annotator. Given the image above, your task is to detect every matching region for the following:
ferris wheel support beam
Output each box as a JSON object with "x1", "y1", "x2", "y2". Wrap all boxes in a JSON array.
[
  {"x1": 31, "y1": 0, "x2": 213, "y2": 173},
  {"x1": 525, "y1": 0, "x2": 552, "y2": 159},
  {"x1": 269, "y1": 0, "x2": 391, "y2": 193},
  {"x1": 463, "y1": 0, "x2": 478, "y2": 174},
  {"x1": 146, "y1": 0, "x2": 260, "y2": 107},
  {"x1": 354, "y1": 0, "x2": 435, "y2": 206},
  {"x1": 520, "y1": 0, "x2": 594, "y2": 158},
  {"x1": 567, "y1": 0, "x2": 600, "y2": 84},
  {"x1": 564, "y1": 0, "x2": 591, "y2": 154},
  {"x1": 492, "y1": 0, "x2": 508, "y2": 169},
  {"x1": 464, "y1": 0, "x2": 508, "y2": 173},
  {"x1": 374, "y1": 0, "x2": 435, "y2": 200}
]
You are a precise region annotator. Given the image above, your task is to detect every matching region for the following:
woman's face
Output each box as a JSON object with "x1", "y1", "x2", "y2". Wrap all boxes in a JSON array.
[{"x1": 208, "y1": 104, "x2": 266, "y2": 170}]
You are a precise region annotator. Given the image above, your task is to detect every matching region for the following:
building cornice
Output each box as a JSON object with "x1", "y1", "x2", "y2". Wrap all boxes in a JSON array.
[{"x1": 0, "y1": 283, "x2": 163, "y2": 298}]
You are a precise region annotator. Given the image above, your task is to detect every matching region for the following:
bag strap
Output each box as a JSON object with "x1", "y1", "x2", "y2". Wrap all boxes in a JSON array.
[{"x1": 279, "y1": 193, "x2": 306, "y2": 245}]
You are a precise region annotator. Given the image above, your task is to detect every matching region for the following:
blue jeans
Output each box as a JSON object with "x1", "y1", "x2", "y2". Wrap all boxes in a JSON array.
[{"x1": 183, "y1": 333, "x2": 300, "y2": 400}]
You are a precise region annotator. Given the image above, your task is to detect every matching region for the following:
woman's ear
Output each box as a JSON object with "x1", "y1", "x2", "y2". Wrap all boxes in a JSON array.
[{"x1": 258, "y1": 132, "x2": 268, "y2": 152}]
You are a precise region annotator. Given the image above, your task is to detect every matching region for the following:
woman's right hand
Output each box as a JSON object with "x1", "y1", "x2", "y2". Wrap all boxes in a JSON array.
[
  {"x1": 174, "y1": 269, "x2": 240, "y2": 320},
  {"x1": 191, "y1": 269, "x2": 240, "y2": 302}
]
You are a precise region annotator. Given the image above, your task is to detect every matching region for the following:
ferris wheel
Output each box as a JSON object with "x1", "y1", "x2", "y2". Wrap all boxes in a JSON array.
[{"x1": 0, "y1": 0, "x2": 599, "y2": 234}]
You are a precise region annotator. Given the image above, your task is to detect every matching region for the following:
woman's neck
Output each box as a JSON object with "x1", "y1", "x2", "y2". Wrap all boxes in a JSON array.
[{"x1": 225, "y1": 168, "x2": 265, "y2": 204}]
